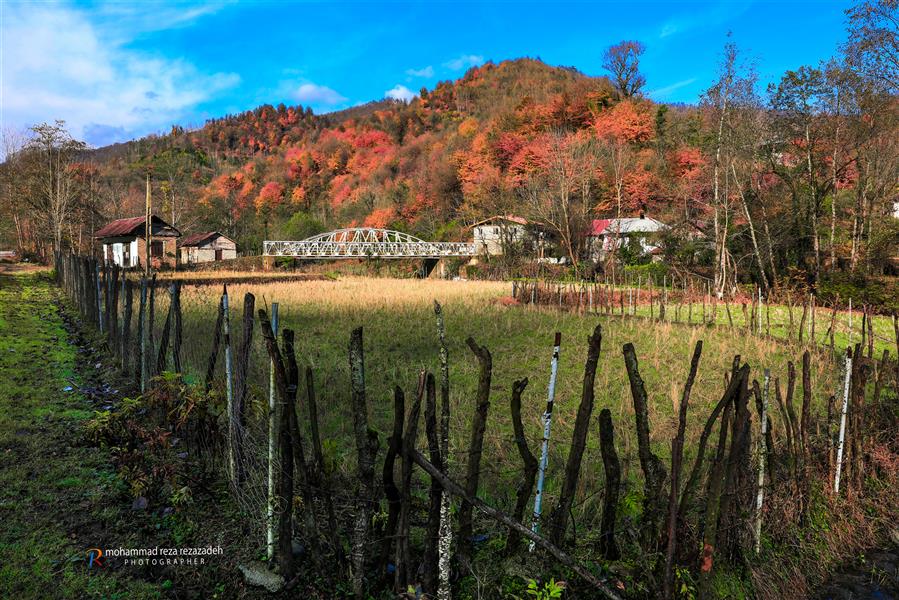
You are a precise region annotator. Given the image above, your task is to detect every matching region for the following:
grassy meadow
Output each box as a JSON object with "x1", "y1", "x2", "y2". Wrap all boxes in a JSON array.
[{"x1": 157, "y1": 277, "x2": 843, "y2": 525}]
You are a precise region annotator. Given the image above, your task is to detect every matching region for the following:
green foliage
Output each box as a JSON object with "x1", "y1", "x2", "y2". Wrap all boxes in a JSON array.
[
  {"x1": 525, "y1": 578, "x2": 565, "y2": 599},
  {"x1": 817, "y1": 272, "x2": 899, "y2": 313},
  {"x1": 279, "y1": 211, "x2": 326, "y2": 241},
  {"x1": 623, "y1": 262, "x2": 669, "y2": 283}
]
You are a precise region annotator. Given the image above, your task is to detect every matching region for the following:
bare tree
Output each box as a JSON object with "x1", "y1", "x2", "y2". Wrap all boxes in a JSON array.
[
  {"x1": 24, "y1": 121, "x2": 87, "y2": 254},
  {"x1": 603, "y1": 41, "x2": 647, "y2": 98}
]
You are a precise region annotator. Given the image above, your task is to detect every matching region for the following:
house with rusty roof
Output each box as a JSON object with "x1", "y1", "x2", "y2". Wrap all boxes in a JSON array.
[
  {"x1": 94, "y1": 215, "x2": 180, "y2": 269},
  {"x1": 178, "y1": 232, "x2": 237, "y2": 265}
]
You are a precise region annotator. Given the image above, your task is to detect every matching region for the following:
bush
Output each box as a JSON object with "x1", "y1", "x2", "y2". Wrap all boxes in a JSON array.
[
  {"x1": 817, "y1": 272, "x2": 899, "y2": 313},
  {"x1": 623, "y1": 262, "x2": 669, "y2": 284}
]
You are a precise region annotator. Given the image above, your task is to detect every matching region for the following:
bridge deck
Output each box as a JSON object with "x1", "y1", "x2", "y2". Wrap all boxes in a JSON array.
[{"x1": 264, "y1": 228, "x2": 477, "y2": 259}]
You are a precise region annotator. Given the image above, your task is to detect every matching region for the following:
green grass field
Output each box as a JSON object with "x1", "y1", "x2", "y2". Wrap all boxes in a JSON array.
[
  {"x1": 0, "y1": 271, "x2": 161, "y2": 599},
  {"x1": 161, "y1": 277, "x2": 844, "y2": 523}
]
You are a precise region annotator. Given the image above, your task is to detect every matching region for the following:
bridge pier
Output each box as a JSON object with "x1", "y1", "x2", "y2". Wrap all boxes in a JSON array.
[{"x1": 420, "y1": 258, "x2": 446, "y2": 279}]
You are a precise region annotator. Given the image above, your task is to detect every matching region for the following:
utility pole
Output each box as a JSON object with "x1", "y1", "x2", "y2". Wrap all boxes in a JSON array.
[{"x1": 145, "y1": 174, "x2": 152, "y2": 277}]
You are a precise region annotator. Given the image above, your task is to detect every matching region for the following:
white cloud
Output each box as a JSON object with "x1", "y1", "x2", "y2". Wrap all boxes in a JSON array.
[
  {"x1": 444, "y1": 54, "x2": 484, "y2": 71},
  {"x1": 385, "y1": 85, "x2": 416, "y2": 103},
  {"x1": 294, "y1": 83, "x2": 348, "y2": 105},
  {"x1": 0, "y1": 3, "x2": 239, "y2": 147},
  {"x1": 405, "y1": 66, "x2": 434, "y2": 78},
  {"x1": 647, "y1": 78, "x2": 698, "y2": 99}
]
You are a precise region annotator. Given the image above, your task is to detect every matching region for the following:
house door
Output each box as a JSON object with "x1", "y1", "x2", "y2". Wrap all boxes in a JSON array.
[{"x1": 214, "y1": 249, "x2": 223, "y2": 261}]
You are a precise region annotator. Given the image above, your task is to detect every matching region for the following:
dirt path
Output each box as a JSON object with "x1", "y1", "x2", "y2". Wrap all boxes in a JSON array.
[{"x1": 0, "y1": 271, "x2": 160, "y2": 598}]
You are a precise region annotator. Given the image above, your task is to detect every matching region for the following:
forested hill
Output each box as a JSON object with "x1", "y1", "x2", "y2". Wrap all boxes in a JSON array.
[
  {"x1": 7, "y1": 46, "x2": 899, "y2": 285},
  {"x1": 83, "y1": 57, "x2": 626, "y2": 251}
]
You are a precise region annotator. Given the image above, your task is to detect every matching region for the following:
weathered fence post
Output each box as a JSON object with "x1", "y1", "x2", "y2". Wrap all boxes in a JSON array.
[
  {"x1": 95, "y1": 260, "x2": 104, "y2": 333},
  {"x1": 139, "y1": 277, "x2": 148, "y2": 392},
  {"x1": 258, "y1": 311, "x2": 295, "y2": 580},
  {"x1": 459, "y1": 337, "x2": 492, "y2": 564},
  {"x1": 349, "y1": 327, "x2": 379, "y2": 599},
  {"x1": 663, "y1": 341, "x2": 703, "y2": 599},
  {"x1": 754, "y1": 369, "x2": 770, "y2": 554},
  {"x1": 507, "y1": 378, "x2": 536, "y2": 554},
  {"x1": 423, "y1": 373, "x2": 442, "y2": 594},
  {"x1": 266, "y1": 302, "x2": 279, "y2": 561},
  {"x1": 121, "y1": 280, "x2": 132, "y2": 376},
  {"x1": 598, "y1": 408, "x2": 621, "y2": 561},
  {"x1": 170, "y1": 281, "x2": 181, "y2": 374},
  {"x1": 222, "y1": 285, "x2": 236, "y2": 486},
  {"x1": 550, "y1": 324, "x2": 602, "y2": 546},
  {"x1": 433, "y1": 301, "x2": 452, "y2": 600},
  {"x1": 397, "y1": 372, "x2": 424, "y2": 590},
  {"x1": 531, "y1": 332, "x2": 561, "y2": 549},
  {"x1": 623, "y1": 341, "x2": 668, "y2": 553}
]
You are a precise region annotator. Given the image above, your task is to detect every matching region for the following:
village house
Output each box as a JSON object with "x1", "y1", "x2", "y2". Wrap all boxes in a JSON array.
[
  {"x1": 95, "y1": 215, "x2": 180, "y2": 269},
  {"x1": 587, "y1": 213, "x2": 669, "y2": 261},
  {"x1": 470, "y1": 215, "x2": 531, "y2": 256},
  {"x1": 178, "y1": 232, "x2": 238, "y2": 264}
]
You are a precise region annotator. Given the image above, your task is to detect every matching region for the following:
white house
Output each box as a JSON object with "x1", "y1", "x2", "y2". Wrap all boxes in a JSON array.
[
  {"x1": 588, "y1": 214, "x2": 669, "y2": 261},
  {"x1": 178, "y1": 232, "x2": 238, "y2": 264},
  {"x1": 470, "y1": 215, "x2": 529, "y2": 256}
]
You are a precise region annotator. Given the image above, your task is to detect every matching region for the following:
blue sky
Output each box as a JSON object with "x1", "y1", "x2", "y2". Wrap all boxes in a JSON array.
[{"x1": 1, "y1": 0, "x2": 854, "y2": 147}]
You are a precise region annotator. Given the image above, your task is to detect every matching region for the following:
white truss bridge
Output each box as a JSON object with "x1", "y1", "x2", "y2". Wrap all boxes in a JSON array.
[{"x1": 264, "y1": 228, "x2": 477, "y2": 259}]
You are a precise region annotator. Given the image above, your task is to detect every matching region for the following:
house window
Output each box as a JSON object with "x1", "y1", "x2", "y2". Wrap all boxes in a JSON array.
[{"x1": 151, "y1": 241, "x2": 164, "y2": 257}]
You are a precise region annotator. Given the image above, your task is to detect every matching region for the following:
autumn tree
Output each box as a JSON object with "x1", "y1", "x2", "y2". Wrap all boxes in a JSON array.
[
  {"x1": 602, "y1": 41, "x2": 647, "y2": 98},
  {"x1": 844, "y1": 0, "x2": 899, "y2": 93}
]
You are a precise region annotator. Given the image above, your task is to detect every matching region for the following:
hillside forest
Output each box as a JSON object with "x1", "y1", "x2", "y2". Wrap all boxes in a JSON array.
[{"x1": 1, "y1": 0, "x2": 897, "y2": 296}]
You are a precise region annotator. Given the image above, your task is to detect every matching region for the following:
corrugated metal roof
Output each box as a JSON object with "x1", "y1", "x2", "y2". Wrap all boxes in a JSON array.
[
  {"x1": 590, "y1": 217, "x2": 668, "y2": 236},
  {"x1": 178, "y1": 232, "x2": 217, "y2": 247},
  {"x1": 178, "y1": 231, "x2": 234, "y2": 247},
  {"x1": 470, "y1": 215, "x2": 529, "y2": 228},
  {"x1": 95, "y1": 215, "x2": 180, "y2": 238}
]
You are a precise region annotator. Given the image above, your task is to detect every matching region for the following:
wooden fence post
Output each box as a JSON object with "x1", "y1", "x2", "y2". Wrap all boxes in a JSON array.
[
  {"x1": 598, "y1": 408, "x2": 621, "y2": 561},
  {"x1": 507, "y1": 378, "x2": 536, "y2": 554},
  {"x1": 349, "y1": 327, "x2": 379, "y2": 599},
  {"x1": 459, "y1": 337, "x2": 492, "y2": 564},
  {"x1": 266, "y1": 302, "x2": 279, "y2": 561},
  {"x1": 204, "y1": 296, "x2": 225, "y2": 393},
  {"x1": 222, "y1": 286, "x2": 236, "y2": 486},
  {"x1": 258, "y1": 311, "x2": 295, "y2": 580},
  {"x1": 754, "y1": 369, "x2": 770, "y2": 554},
  {"x1": 170, "y1": 281, "x2": 181, "y2": 374},
  {"x1": 138, "y1": 277, "x2": 148, "y2": 392},
  {"x1": 433, "y1": 301, "x2": 452, "y2": 600},
  {"x1": 397, "y1": 372, "x2": 425, "y2": 589},
  {"x1": 663, "y1": 341, "x2": 702, "y2": 599},
  {"x1": 623, "y1": 341, "x2": 668, "y2": 552},
  {"x1": 550, "y1": 324, "x2": 602, "y2": 546},
  {"x1": 121, "y1": 280, "x2": 132, "y2": 376}
]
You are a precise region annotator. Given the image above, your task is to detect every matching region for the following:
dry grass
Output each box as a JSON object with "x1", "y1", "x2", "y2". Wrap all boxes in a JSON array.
[{"x1": 155, "y1": 276, "x2": 842, "y2": 525}]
